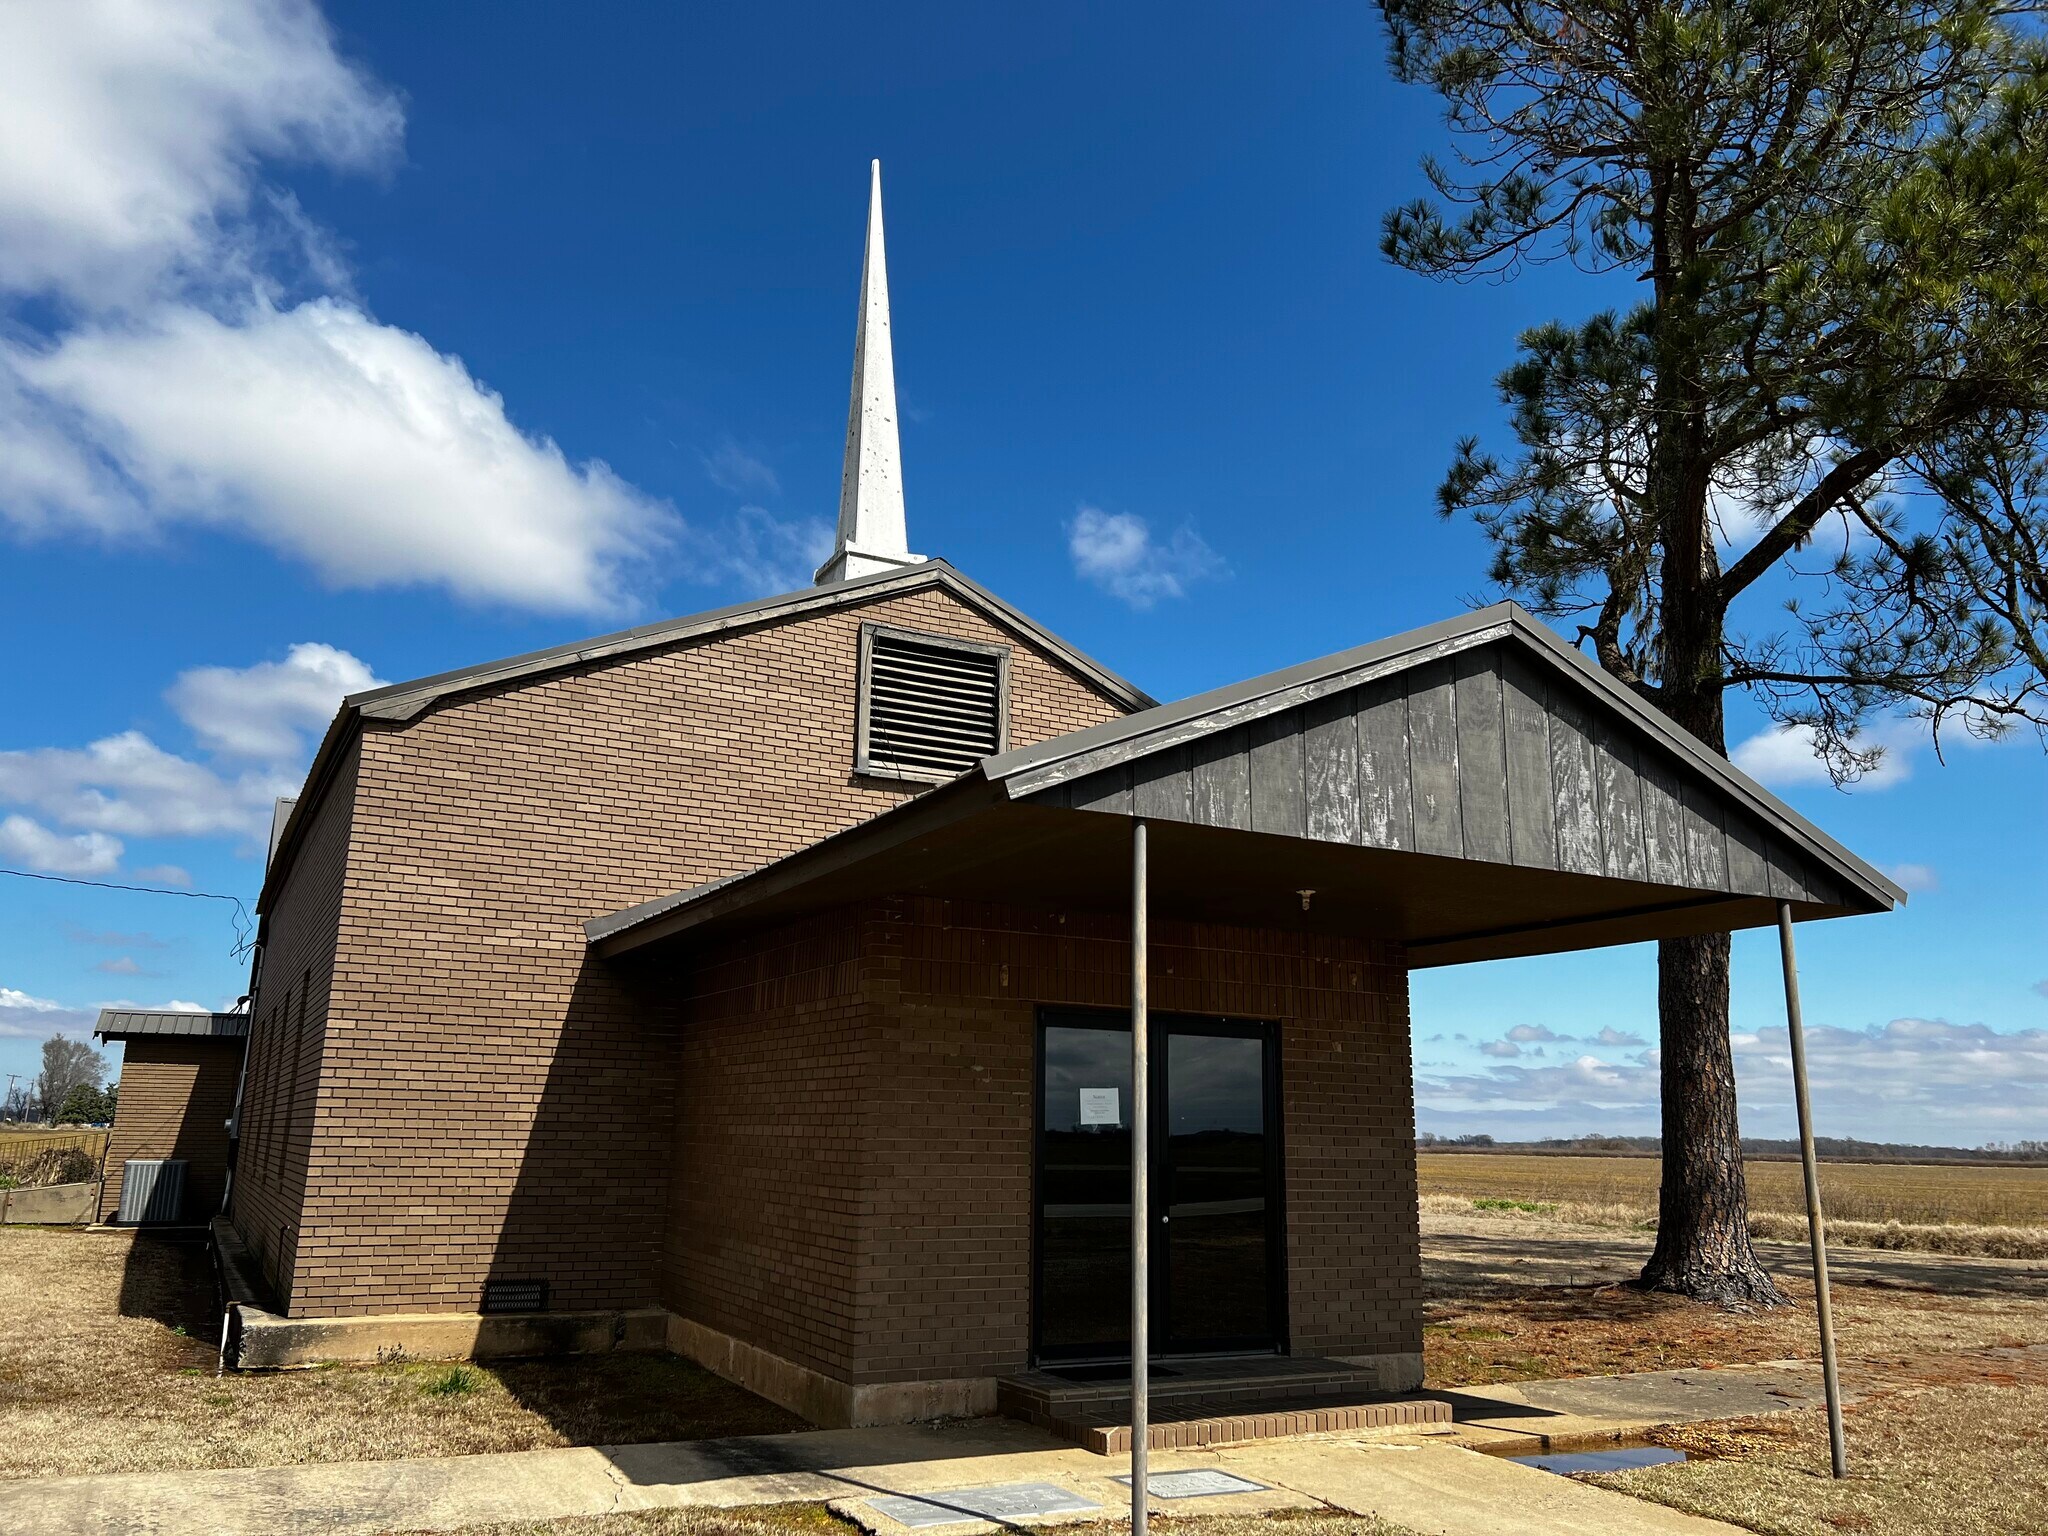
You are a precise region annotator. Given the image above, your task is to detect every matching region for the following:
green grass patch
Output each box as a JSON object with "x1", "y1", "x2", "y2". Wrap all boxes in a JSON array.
[
  {"x1": 420, "y1": 1366, "x2": 482, "y2": 1398},
  {"x1": 1472, "y1": 1196, "x2": 1556, "y2": 1214}
]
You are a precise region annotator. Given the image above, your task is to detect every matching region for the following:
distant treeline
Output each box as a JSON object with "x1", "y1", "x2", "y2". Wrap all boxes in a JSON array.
[{"x1": 1416, "y1": 1132, "x2": 2048, "y2": 1166}]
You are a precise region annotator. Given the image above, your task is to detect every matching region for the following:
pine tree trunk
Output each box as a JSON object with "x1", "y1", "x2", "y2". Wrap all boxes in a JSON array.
[
  {"x1": 1638, "y1": 931, "x2": 1788, "y2": 1306},
  {"x1": 1633, "y1": 487, "x2": 1789, "y2": 1307}
]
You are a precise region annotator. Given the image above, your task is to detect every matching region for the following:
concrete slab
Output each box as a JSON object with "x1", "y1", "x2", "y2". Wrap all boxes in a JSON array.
[
  {"x1": 1221, "y1": 1439, "x2": 1746, "y2": 1536},
  {"x1": 0, "y1": 1413, "x2": 1739, "y2": 1536},
  {"x1": 1424, "y1": 1363, "x2": 1834, "y2": 1454}
]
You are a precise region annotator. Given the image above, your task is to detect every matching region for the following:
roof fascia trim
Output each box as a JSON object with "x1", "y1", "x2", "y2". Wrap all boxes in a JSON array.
[{"x1": 352, "y1": 561, "x2": 1153, "y2": 724}]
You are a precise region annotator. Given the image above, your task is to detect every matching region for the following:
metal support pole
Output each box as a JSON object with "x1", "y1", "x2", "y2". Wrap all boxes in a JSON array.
[
  {"x1": 1777, "y1": 901, "x2": 1847, "y2": 1479},
  {"x1": 1130, "y1": 819, "x2": 1149, "y2": 1536}
]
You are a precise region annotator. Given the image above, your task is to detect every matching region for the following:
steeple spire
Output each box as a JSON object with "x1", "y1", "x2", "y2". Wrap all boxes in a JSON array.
[{"x1": 816, "y1": 160, "x2": 924, "y2": 586}]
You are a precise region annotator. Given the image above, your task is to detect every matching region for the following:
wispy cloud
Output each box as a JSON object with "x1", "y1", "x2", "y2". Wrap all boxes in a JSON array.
[
  {"x1": 1419, "y1": 1018, "x2": 2048, "y2": 1143},
  {"x1": 1068, "y1": 506, "x2": 1225, "y2": 610},
  {"x1": 687, "y1": 506, "x2": 832, "y2": 597},
  {"x1": 1478, "y1": 1038, "x2": 1521, "y2": 1058},
  {"x1": 702, "y1": 437, "x2": 781, "y2": 498},
  {"x1": 1884, "y1": 862, "x2": 1940, "y2": 895}
]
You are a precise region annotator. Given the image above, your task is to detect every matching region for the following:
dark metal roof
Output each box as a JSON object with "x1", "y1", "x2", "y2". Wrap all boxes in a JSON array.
[
  {"x1": 259, "y1": 560, "x2": 1153, "y2": 915},
  {"x1": 347, "y1": 560, "x2": 1152, "y2": 722},
  {"x1": 588, "y1": 603, "x2": 1901, "y2": 967},
  {"x1": 95, "y1": 1010, "x2": 250, "y2": 1042}
]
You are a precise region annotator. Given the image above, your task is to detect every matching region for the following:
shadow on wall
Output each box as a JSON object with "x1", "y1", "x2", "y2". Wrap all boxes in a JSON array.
[{"x1": 483, "y1": 951, "x2": 681, "y2": 1425}]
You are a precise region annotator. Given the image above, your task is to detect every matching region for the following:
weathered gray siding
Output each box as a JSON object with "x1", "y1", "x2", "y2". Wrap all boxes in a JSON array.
[{"x1": 1036, "y1": 640, "x2": 1844, "y2": 905}]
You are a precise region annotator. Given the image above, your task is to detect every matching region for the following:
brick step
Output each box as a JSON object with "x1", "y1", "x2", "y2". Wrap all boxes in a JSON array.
[
  {"x1": 1079, "y1": 1395, "x2": 1452, "y2": 1454},
  {"x1": 997, "y1": 1357, "x2": 1451, "y2": 1455}
]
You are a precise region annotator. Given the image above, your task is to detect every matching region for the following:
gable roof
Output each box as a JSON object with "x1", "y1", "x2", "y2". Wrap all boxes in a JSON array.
[
  {"x1": 589, "y1": 602, "x2": 1901, "y2": 967},
  {"x1": 258, "y1": 561, "x2": 1152, "y2": 915}
]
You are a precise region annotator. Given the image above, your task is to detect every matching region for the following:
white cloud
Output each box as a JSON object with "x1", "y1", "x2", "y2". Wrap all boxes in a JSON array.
[
  {"x1": 167, "y1": 641, "x2": 381, "y2": 759},
  {"x1": 1734, "y1": 1017, "x2": 2048, "y2": 1142},
  {"x1": 5, "y1": 300, "x2": 677, "y2": 614},
  {"x1": 0, "y1": 730, "x2": 290, "y2": 843},
  {"x1": 134, "y1": 864, "x2": 192, "y2": 887},
  {"x1": 1507, "y1": 1023, "x2": 1563, "y2": 1043},
  {"x1": 1730, "y1": 720, "x2": 1917, "y2": 790},
  {"x1": 1068, "y1": 506, "x2": 1226, "y2": 609},
  {"x1": 1594, "y1": 1026, "x2": 1647, "y2": 1048},
  {"x1": 0, "y1": 814, "x2": 121, "y2": 875},
  {"x1": 0, "y1": 0, "x2": 401, "y2": 308},
  {"x1": 95, "y1": 956, "x2": 144, "y2": 976},
  {"x1": 1479, "y1": 1039, "x2": 1522, "y2": 1058},
  {"x1": 0, "y1": 986, "x2": 94, "y2": 1040},
  {"x1": 0, "y1": 5, "x2": 684, "y2": 618}
]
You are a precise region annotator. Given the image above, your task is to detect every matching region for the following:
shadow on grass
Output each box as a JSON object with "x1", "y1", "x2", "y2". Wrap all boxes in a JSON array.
[
  {"x1": 116, "y1": 1229, "x2": 222, "y2": 1368},
  {"x1": 479, "y1": 1352, "x2": 808, "y2": 1448}
]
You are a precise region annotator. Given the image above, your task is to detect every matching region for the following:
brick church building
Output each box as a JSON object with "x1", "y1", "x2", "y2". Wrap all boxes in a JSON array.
[{"x1": 102, "y1": 165, "x2": 1899, "y2": 1434}]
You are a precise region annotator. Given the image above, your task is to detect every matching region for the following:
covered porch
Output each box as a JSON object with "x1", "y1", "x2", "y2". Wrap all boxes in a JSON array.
[{"x1": 589, "y1": 603, "x2": 1898, "y2": 1451}]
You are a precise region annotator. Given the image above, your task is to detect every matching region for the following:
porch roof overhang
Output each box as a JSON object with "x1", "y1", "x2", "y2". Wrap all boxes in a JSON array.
[{"x1": 588, "y1": 603, "x2": 1902, "y2": 969}]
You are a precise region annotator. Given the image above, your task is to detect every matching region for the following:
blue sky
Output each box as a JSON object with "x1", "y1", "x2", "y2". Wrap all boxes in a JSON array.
[{"x1": 0, "y1": 1, "x2": 2041, "y2": 1142}]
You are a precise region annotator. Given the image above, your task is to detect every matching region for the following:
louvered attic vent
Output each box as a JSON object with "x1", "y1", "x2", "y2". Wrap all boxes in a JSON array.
[{"x1": 857, "y1": 623, "x2": 1010, "y2": 782}]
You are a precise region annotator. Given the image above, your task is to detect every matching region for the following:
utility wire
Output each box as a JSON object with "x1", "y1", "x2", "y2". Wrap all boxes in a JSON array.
[{"x1": 0, "y1": 866, "x2": 254, "y2": 958}]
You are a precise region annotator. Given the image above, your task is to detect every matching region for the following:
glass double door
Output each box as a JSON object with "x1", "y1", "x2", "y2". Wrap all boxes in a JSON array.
[{"x1": 1034, "y1": 1009, "x2": 1283, "y2": 1364}]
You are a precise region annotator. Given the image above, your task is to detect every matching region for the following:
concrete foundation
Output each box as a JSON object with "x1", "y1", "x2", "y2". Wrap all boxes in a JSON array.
[{"x1": 667, "y1": 1314, "x2": 999, "y2": 1429}]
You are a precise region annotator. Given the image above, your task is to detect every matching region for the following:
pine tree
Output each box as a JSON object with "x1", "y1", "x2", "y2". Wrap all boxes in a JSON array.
[{"x1": 1380, "y1": 0, "x2": 2048, "y2": 1303}]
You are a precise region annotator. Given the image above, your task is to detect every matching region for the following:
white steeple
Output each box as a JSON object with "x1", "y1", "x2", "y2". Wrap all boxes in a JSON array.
[{"x1": 816, "y1": 160, "x2": 925, "y2": 586}]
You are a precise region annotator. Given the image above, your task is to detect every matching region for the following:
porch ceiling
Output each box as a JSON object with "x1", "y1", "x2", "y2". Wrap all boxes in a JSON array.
[{"x1": 588, "y1": 784, "x2": 1864, "y2": 968}]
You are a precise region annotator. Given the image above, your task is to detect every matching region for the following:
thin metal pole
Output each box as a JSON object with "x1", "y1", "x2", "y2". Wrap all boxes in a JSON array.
[
  {"x1": 1777, "y1": 901, "x2": 1847, "y2": 1479},
  {"x1": 1130, "y1": 819, "x2": 1149, "y2": 1536}
]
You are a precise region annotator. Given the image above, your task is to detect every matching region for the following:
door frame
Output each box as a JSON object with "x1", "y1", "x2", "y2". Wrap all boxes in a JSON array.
[{"x1": 1029, "y1": 1005, "x2": 1289, "y2": 1367}]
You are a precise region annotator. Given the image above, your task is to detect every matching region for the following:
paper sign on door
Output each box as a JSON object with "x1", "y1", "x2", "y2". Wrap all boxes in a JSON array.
[{"x1": 1078, "y1": 1087, "x2": 1121, "y2": 1126}]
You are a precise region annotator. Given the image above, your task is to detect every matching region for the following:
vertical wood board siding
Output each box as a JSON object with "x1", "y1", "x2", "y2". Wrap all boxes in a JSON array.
[{"x1": 1042, "y1": 641, "x2": 1839, "y2": 904}]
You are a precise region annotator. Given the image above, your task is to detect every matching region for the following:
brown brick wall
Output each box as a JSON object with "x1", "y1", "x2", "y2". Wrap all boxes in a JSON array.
[
  {"x1": 666, "y1": 909, "x2": 869, "y2": 1379},
  {"x1": 268, "y1": 585, "x2": 1128, "y2": 1317},
  {"x1": 230, "y1": 738, "x2": 358, "y2": 1297},
  {"x1": 98, "y1": 1038, "x2": 245, "y2": 1223},
  {"x1": 662, "y1": 894, "x2": 1420, "y2": 1388}
]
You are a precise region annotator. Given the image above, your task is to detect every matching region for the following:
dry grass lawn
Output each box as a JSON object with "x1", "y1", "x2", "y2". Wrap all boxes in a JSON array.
[
  {"x1": 1590, "y1": 1385, "x2": 2048, "y2": 1536},
  {"x1": 407, "y1": 1507, "x2": 1420, "y2": 1536},
  {"x1": 1423, "y1": 1261, "x2": 2048, "y2": 1387},
  {"x1": 0, "y1": 1227, "x2": 803, "y2": 1480}
]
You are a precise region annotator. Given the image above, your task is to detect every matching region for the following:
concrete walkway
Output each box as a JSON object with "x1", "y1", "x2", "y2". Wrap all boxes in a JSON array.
[{"x1": 0, "y1": 1377, "x2": 1768, "y2": 1536}]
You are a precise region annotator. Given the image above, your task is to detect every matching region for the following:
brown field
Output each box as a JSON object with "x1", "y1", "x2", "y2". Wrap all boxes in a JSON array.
[{"x1": 1418, "y1": 1151, "x2": 2048, "y2": 1227}]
